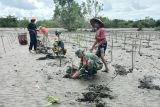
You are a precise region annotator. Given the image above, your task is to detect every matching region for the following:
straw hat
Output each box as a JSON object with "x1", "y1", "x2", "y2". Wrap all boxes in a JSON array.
[{"x1": 90, "y1": 18, "x2": 104, "y2": 27}]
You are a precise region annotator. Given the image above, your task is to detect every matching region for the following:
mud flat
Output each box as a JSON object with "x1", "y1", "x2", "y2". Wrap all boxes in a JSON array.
[{"x1": 0, "y1": 29, "x2": 160, "y2": 107}]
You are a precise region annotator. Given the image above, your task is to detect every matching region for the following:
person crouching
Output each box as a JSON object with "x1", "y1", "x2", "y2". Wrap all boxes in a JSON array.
[{"x1": 64, "y1": 49, "x2": 103, "y2": 79}]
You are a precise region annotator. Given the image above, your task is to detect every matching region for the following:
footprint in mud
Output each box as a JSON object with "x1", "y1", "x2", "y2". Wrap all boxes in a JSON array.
[
  {"x1": 37, "y1": 54, "x2": 66, "y2": 60},
  {"x1": 37, "y1": 54, "x2": 55, "y2": 60},
  {"x1": 46, "y1": 59, "x2": 70, "y2": 67},
  {"x1": 47, "y1": 75, "x2": 53, "y2": 80},
  {"x1": 138, "y1": 76, "x2": 160, "y2": 90},
  {"x1": 47, "y1": 62, "x2": 57, "y2": 67},
  {"x1": 96, "y1": 101, "x2": 106, "y2": 107},
  {"x1": 113, "y1": 64, "x2": 132, "y2": 76},
  {"x1": 77, "y1": 84, "x2": 114, "y2": 104},
  {"x1": 144, "y1": 45, "x2": 152, "y2": 48}
]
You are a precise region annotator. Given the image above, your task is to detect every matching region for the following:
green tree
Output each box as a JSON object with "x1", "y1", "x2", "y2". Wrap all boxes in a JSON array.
[
  {"x1": 83, "y1": 0, "x2": 103, "y2": 18},
  {"x1": 144, "y1": 17, "x2": 156, "y2": 28},
  {"x1": 156, "y1": 20, "x2": 160, "y2": 27},
  {"x1": 53, "y1": 0, "x2": 85, "y2": 31},
  {"x1": 18, "y1": 17, "x2": 29, "y2": 28},
  {"x1": 0, "y1": 15, "x2": 18, "y2": 27},
  {"x1": 36, "y1": 20, "x2": 61, "y2": 28},
  {"x1": 98, "y1": 17, "x2": 111, "y2": 28}
]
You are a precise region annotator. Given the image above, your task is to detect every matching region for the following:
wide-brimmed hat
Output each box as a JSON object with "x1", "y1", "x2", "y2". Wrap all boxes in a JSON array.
[{"x1": 90, "y1": 18, "x2": 104, "y2": 27}]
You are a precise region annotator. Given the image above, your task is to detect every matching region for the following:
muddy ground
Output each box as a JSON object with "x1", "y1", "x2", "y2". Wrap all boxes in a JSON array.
[{"x1": 0, "y1": 29, "x2": 160, "y2": 107}]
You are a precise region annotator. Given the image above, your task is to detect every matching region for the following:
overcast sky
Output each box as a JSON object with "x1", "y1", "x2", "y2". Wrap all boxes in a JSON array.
[{"x1": 0, "y1": 0, "x2": 160, "y2": 20}]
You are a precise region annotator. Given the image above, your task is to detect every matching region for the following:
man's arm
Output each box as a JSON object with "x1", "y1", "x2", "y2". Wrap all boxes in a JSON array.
[{"x1": 90, "y1": 40, "x2": 98, "y2": 52}]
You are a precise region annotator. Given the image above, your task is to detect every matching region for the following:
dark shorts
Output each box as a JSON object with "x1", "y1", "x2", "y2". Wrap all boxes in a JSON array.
[{"x1": 96, "y1": 42, "x2": 107, "y2": 57}]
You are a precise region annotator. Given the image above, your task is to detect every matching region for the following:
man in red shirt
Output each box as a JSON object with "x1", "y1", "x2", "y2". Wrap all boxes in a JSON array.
[{"x1": 90, "y1": 18, "x2": 109, "y2": 72}]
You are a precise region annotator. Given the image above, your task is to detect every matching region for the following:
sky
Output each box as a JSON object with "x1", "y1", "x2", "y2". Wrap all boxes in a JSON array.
[{"x1": 0, "y1": 0, "x2": 160, "y2": 20}]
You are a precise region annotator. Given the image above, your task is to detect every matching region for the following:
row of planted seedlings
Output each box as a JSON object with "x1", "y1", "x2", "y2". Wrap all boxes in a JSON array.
[
  {"x1": 58, "y1": 30, "x2": 160, "y2": 71},
  {"x1": 108, "y1": 31, "x2": 159, "y2": 51},
  {"x1": 60, "y1": 32, "x2": 96, "y2": 49},
  {"x1": 0, "y1": 30, "x2": 19, "y2": 54},
  {"x1": 107, "y1": 31, "x2": 160, "y2": 70}
]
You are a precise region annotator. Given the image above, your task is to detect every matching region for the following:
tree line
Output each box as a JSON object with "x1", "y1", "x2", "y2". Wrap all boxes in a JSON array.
[{"x1": 1, "y1": 15, "x2": 160, "y2": 29}]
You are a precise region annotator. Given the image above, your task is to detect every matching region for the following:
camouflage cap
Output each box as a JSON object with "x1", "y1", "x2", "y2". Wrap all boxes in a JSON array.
[{"x1": 75, "y1": 49, "x2": 83, "y2": 56}]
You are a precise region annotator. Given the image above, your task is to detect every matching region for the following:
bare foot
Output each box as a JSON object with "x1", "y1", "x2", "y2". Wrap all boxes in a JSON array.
[{"x1": 102, "y1": 69, "x2": 109, "y2": 73}]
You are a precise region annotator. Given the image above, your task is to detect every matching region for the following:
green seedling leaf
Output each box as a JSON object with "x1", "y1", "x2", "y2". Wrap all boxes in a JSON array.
[{"x1": 46, "y1": 96, "x2": 60, "y2": 107}]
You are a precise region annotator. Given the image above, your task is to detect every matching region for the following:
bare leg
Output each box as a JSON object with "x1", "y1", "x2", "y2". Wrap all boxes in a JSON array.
[{"x1": 100, "y1": 53, "x2": 109, "y2": 72}]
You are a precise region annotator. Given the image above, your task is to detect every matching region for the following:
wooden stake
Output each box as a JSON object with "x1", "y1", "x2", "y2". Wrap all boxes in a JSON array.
[
  {"x1": 115, "y1": 32, "x2": 118, "y2": 43},
  {"x1": 132, "y1": 41, "x2": 134, "y2": 70},
  {"x1": 111, "y1": 35, "x2": 113, "y2": 62},
  {"x1": 7, "y1": 35, "x2": 11, "y2": 47},
  {"x1": 147, "y1": 34, "x2": 151, "y2": 47},
  {"x1": 123, "y1": 35, "x2": 126, "y2": 50},
  {"x1": 1, "y1": 34, "x2": 6, "y2": 53}
]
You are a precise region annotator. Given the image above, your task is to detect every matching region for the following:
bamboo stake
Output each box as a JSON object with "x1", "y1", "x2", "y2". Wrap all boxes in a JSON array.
[
  {"x1": 115, "y1": 32, "x2": 118, "y2": 43},
  {"x1": 111, "y1": 35, "x2": 113, "y2": 62},
  {"x1": 78, "y1": 34, "x2": 81, "y2": 48},
  {"x1": 68, "y1": 33, "x2": 70, "y2": 43},
  {"x1": 139, "y1": 34, "x2": 142, "y2": 56},
  {"x1": 147, "y1": 34, "x2": 151, "y2": 47},
  {"x1": 1, "y1": 33, "x2": 6, "y2": 53},
  {"x1": 85, "y1": 33, "x2": 87, "y2": 50},
  {"x1": 123, "y1": 35, "x2": 126, "y2": 50},
  {"x1": 9, "y1": 33, "x2": 13, "y2": 44},
  {"x1": 7, "y1": 35, "x2": 11, "y2": 48},
  {"x1": 132, "y1": 40, "x2": 134, "y2": 70}
]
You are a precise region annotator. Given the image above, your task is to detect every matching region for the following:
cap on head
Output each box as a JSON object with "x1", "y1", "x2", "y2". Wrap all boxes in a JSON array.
[
  {"x1": 31, "y1": 16, "x2": 36, "y2": 21},
  {"x1": 75, "y1": 49, "x2": 83, "y2": 57},
  {"x1": 55, "y1": 31, "x2": 61, "y2": 36}
]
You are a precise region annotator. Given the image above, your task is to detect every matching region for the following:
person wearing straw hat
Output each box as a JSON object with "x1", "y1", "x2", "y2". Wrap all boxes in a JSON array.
[
  {"x1": 64, "y1": 49, "x2": 103, "y2": 79},
  {"x1": 90, "y1": 18, "x2": 109, "y2": 73},
  {"x1": 27, "y1": 16, "x2": 38, "y2": 53}
]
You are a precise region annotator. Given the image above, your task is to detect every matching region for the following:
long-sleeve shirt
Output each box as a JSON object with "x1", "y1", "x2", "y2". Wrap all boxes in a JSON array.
[
  {"x1": 79, "y1": 52, "x2": 102, "y2": 70},
  {"x1": 27, "y1": 22, "x2": 37, "y2": 35}
]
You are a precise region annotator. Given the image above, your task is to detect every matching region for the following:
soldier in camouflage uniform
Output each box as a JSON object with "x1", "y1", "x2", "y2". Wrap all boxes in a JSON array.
[{"x1": 64, "y1": 49, "x2": 103, "y2": 79}]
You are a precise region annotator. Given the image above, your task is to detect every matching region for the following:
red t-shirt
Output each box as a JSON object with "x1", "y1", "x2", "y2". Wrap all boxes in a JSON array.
[
  {"x1": 81, "y1": 57, "x2": 88, "y2": 68},
  {"x1": 95, "y1": 27, "x2": 106, "y2": 43},
  {"x1": 40, "y1": 27, "x2": 48, "y2": 34}
]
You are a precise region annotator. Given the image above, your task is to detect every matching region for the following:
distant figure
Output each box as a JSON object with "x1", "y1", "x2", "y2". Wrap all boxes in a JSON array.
[
  {"x1": 55, "y1": 31, "x2": 64, "y2": 49},
  {"x1": 64, "y1": 49, "x2": 103, "y2": 79},
  {"x1": 39, "y1": 26, "x2": 49, "y2": 46},
  {"x1": 27, "y1": 16, "x2": 38, "y2": 52},
  {"x1": 52, "y1": 31, "x2": 66, "y2": 55},
  {"x1": 90, "y1": 18, "x2": 109, "y2": 72}
]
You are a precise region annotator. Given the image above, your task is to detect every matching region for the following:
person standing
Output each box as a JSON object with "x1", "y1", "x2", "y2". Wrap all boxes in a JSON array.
[
  {"x1": 27, "y1": 16, "x2": 38, "y2": 52},
  {"x1": 90, "y1": 18, "x2": 109, "y2": 72},
  {"x1": 39, "y1": 26, "x2": 49, "y2": 47}
]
